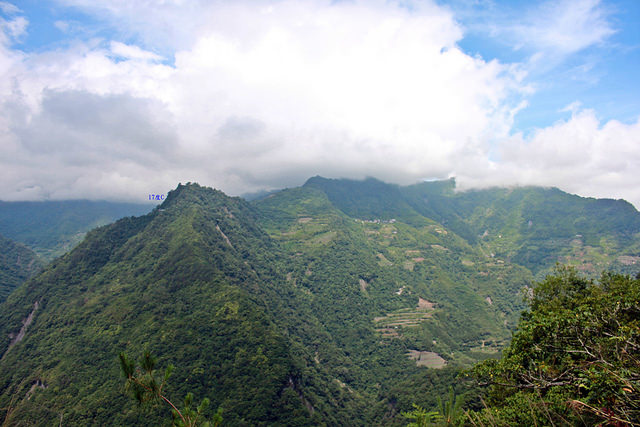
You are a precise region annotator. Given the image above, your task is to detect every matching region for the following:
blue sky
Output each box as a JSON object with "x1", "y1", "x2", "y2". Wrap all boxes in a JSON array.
[
  {"x1": 448, "y1": 0, "x2": 640, "y2": 133},
  {"x1": 11, "y1": 0, "x2": 639, "y2": 134},
  {"x1": 1, "y1": 0, "x2": 639, "y2": 206}
]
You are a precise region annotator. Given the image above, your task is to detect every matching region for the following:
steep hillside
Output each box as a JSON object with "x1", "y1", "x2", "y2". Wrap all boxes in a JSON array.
[
  {"x1": 0, "y1": 234, "x2": 42, "y2": 302},
  {"x1": 402, "y1": 180, "x2": 640, "y2": 277},
  {"x1": 2, "y1": 178, "x2": 638, "y2": 425},
  {"x1": 0, "y1": 200, "x2": 152, "y2": 262},
  {"x1": 303, "y1": 176, "x2": 427, "y2": 226},
  {"x1": 0, "y1": 184, "x2": 367, "y2": 426},
  {"x1": 252, "y1": 176, "x2": 640, "y2": 416},
  {"x1": 253, "y1": 184, "x2": 532, "y2": 418}
]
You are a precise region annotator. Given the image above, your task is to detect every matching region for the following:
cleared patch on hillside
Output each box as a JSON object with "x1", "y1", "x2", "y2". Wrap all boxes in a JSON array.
[
  {"x1": 377, "y1": 253, "x2": 393, "y2": 266},
  {"x1": 407, "y1": 350, "x2": 446, "y2": 368},
  {"x1": 312, "y1": 231, "x2": 337, "y2": 244},
  {"x1": 374, "y1": 297, "x2": 435, "y2": 337},
  {"x1": 417, "y1": 297, "x2": 435, "y2": 309},
  {"x1": 216, "y1": 224, "x2": 233, "y2": 248},
  {"x1": 618, "y1": 255, "x2": 640, "y2": 265}
]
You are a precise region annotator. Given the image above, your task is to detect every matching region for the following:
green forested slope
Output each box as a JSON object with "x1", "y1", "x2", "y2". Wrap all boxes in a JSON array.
[
  {"x1": 0, "y1": 184, "x2": 367, "y2": 426},
  {"x1": 0, "y1": 234, "x2": 42, "y2": 302},
  {"x1": 1, "y1": 178, "x2": 638, "y2": 426},
  {"x1": 402, "y1": 180, "x2": 640, "y2": 277},
  {"x1": 0, "y1": 200, "x2": 152, "y2": 262},
  {"x1": 253, "y1": 184, "x2": 532, "y2": 420},
  {"x1": 470, "y1": 268, "x2": 640, "y2": 425}
]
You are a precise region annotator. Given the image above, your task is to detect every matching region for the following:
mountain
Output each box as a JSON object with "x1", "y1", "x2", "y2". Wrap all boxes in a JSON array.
[
  {"x1": 400, "y1": 179, "x2": 640, "y2": 277},
  {"x1": 0, "y1": 184, "x2": 368, "y2": 425},
  {"x1": 254, "y1": 183, "x2": 530, "y2": 365},
  {"x1": 252, "y1": 176, "x2": 640, "y2": 413},
  {"x1": 0, "y1": 200, "x2": 153, "y2": 262},
  {"x1": 301, "y1": 176, "x2": 640, "y2": 278},
  {"x1": 1, "y1": 178, "x2": 639, "y2": 425},
  {"x1": 0, "y1": 234, "x2": 42, "y2": 302}
]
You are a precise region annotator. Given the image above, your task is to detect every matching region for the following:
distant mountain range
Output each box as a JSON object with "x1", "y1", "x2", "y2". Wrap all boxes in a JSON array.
[
  {"x1": 0, "y1": 178, "x2": 638, "y2": 425},
  {"x1": 0, "y1": 200, "x2": 152, "y2": 262}
]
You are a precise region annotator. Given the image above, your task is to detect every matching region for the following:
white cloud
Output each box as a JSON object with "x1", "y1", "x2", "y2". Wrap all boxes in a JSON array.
[
  {"x1": 110, "y1": 41, "x2": 163, "y2": 62},
  {"x1": 0, "y1": 3, "x2": 27, "y2": 46},
  {"x1": 0, "y1": 2, "x2": 20, "y2": 15},
  {"x1": 0, "y1": 0, "x2": 637, "y2": 209},
  {"x1": 0, "y1": 0, "x2": 529, "y2": 201},
  {"x1": 54, "y1": 20, "x2": 69, "y2": 32},
  {"x1": 455, "y1": 109, "x2": 640, "y2": 207},
  {"x1": 518, "y1": 0, "x2": 615, "y2": 56}
]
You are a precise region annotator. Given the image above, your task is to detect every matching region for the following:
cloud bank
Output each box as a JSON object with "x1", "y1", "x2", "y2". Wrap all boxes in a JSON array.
[{"x1": 0, "y1": 0, "x2": 639, "y2": 208}]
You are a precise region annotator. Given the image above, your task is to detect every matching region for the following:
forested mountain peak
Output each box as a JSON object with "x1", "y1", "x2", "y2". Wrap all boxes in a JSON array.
[
  {"x1": 1, "y1": 179, "x2": 639, "y2": 425},
  {"x1": 0, "y1": 182, "x2": 365, "y2": 426},
  {"x1": 297, "y1": 176, "x2": 640, "y2": 277}
]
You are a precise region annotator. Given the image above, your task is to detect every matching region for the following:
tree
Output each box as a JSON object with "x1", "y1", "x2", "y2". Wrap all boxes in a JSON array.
[
  {"x1": 470, "y1": 267, "x2": 640, "y2": 425},
  {"x1": 119, "y1": 351, "x2": 223, "y2": 427},
  {"x1": 404, "y1": 387, "x2": 464, "y2": 426}
]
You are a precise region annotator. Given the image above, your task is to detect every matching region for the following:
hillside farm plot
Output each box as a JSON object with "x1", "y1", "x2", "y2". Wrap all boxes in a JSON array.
[
  {"x1": 407, "y1": 350, "x2": 447, "y2": 368},
  {"x1": 374, "y1": 297, "x2": 436, "y2": 337}
]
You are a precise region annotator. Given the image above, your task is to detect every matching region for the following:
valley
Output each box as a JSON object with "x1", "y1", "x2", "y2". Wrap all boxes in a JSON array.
[{"x1": 0, "y1": 177, "x2": 638, "y2": 425}]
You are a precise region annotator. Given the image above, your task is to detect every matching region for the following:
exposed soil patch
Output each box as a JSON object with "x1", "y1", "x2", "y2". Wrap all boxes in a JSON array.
[
  {"x1": 5, "y1": 301, "x2": 39, "y2": 358},
  {"x1": 429, "y1": 226, "x2": 448, "y2": 235},
  {"x1": 618, "y1": 255, "x2": 640, "y2": 265},
  {"x1": 359, "y1": 279, "x2": 369, "y2": 292},
  {"x1": 407, "y1": 350, "x2": 447, "y2": 368},
  {"x1": 216, "y1": 224, "x2": 233, "y2": 248},
  {"x1": 418, "y1": 297, "x2": 435, "y2": 309},
  {"x1": 223, "y1": 206, "x2": 234, "y2": 218},
  {"x1": 26, "y1": 379, "x2": 47, "y2": 400},
  {"x1": 297, "y1": 217, "x2": 312, "y2": 223},
  {"x1": 377, "y1": 328, "x2": 399, "y2": 338}
]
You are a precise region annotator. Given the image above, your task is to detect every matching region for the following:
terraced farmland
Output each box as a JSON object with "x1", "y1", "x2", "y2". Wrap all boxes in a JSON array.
[{"x1": 374, "y1": 297, "x2": 436, "y2": 338}]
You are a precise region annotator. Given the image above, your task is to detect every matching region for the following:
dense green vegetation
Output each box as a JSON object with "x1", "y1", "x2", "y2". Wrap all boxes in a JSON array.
[
  {"x1": 401, "y1": 179, "x2": 640, "y2": 278},
  {"x1": 300, "y1": 176, "x2": 640, "y2": 278},
  {"x1": 469, "y1": 268, "x2": 639, "y2": 425},
  {"x1": 0, "y1": 178, "x2": 638, "y2": 425},
  {"x1": 254, "y1": 184, "x2": 530, "y2": 366},
  {"x1": 120, "y1": 351, "x2": 223, "y2": 426},
  {"x1": 0, "y1": 184, "x2": 366, "y2": 425},
  {"x1": 0, "y1": 200, "x2": 152, "y2": 262},
  {"x1": 0, "y1": 233, "x2": 42, "y2": 302}
]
